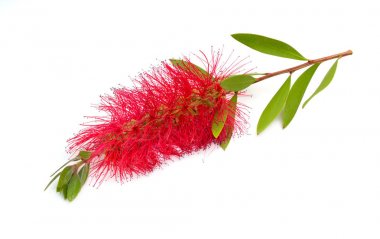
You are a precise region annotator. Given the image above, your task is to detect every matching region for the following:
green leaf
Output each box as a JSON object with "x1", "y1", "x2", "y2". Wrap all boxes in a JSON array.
[
  {"x1": 212, "y1": 107, "x2": 229, "y2": 139},
  {"x1": 303, "y1": 60, "x2": 339, "y2": 108},
  {"x1": 283, "y1": 64, "x2": 320, "y2": 128},
  {"x1": 231, "y1": 33, "x2": 308, "y2": 61},
  {"x1": 257, "y1": 76, "x2": 291, "y2": 135},
  {"x1": 169, "y1": 59, "x2": 208, "y2": 75},
  {"x1": 50, "y1": 158, "x2": 79, "y2": 177},
  {"x1": 62, "y1": 185, "x2": 68, "y2": 199},
  {"x1": 44, "y1": 172, "x2": 61, "y2": 191},
  {"x1": 79, "y1": 151, "x2": 92, "y2": 160},
  {"x1": 220, "y1": 132, "x2": 232, "y2": 150},
  {"x1": 78, "y1": 164, "x2": 90, "y2": 185},
  {"x1": 220, "y1": 93, "x2": 238, "y2": 150},
  {"x1": 67, "y1": 175, "x2": 82, "y2": 202},
  {"x1": 56, "y1": 166, "x2": 74, "y2": 192},
  {"x1": 220, "y1": 75, "x2": 256, "y2": 91}
]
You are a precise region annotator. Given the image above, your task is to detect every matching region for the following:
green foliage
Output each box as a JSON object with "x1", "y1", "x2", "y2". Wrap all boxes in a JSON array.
[
  {"x1": 79, "y1": 151, "x2": 92, "y2": 160},
  {"x1": 257, "y1": 76, "x2": 291, "y2": 134},
  {"x1": 78, "y1": 164, "x2": 90, "y2": 185},
  {"x1": 231, "y1": 33, "x2": 307, "y2": 61},
  {"x1": 220, "y1": 75, "x2": 256, "y2": 91},
  {"x1": 212, "y1": 107, "x2": 228, "y2": 138},
  {"x1": 303, "y1": 60, "x2": 339, "y2": 108},
  {"x1": 62, "y1": 185, "x2": 68, "y2": 199},
  {"x1": 56, "y1": 166, "x2": 74, "y2": 193},
  {"x1": 220, "y1": 93, "x2": 238, "y2": 150},
  {"x1": 67, "y1": 175, "x2": 82, "y2": 202},
  {"x1": 44, "y1": 172, "x2": 61, "y2": 191},
  {"x1": 49, "y1": 158, "x2": 79, "y2": 177},
  {"x1": 45, "y1": 150, "x2": 92, "y2": 202},
  {"x1": 169, "y1": 59, "x2": 208, "y2": 75},
  {"x1": 283, "y1": 64, "x2": 320, "y2": 128}
]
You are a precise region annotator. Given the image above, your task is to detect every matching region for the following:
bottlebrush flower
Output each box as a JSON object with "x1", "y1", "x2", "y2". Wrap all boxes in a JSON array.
[
  {"x1": 67, "y1": 51, "x2": 249, "y2": 185},
  {"x1": 46, "y1": 33, "x2": 352, "y2": 201}
]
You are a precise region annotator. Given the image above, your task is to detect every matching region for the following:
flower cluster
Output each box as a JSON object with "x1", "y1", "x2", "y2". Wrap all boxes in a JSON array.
[{"x1": 67, "y1": 52, "x2": 248, "y2": 184}]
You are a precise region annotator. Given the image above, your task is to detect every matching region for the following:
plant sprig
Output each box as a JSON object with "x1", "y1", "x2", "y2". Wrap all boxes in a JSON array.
[
  {"x1": 216, "y1": 33, "x2": 352, "y2": 142},
  {"x1": 46, "y1": 33, "x2": 353, "y2": 201},
  {"x1": 45, "y1": 151, "x2": 91, "y2": 202}
]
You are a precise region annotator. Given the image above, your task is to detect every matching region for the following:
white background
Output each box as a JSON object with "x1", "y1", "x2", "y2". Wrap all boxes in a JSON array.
[{"x1": 0, "y1": 0, "x2": 379, "y2": 238}]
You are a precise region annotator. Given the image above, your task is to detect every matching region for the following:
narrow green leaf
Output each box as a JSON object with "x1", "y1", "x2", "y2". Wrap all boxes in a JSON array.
[
  {"x1": 56, "y1": 166, "x2": 74, "y2": 192},
  {"x1": 231, "y1": 33, "x2": 307, "y2": 61},
  {"x1": 50, "y1": 158, "x2": 79, "y2": 177},
  {"x1": 79, "y1": 151, "x2": 92, "y2": 160},
  {"x1": 283, "y1": 64, "x2": 320, "y2": 128},
  {"x1": 220, "y1": 93, "x2": 238, "y2": 150},
  {"x1": 78, "y1": 164, "x2": 90, "y2": 185},
  {"x1": 67, "y1": 175, "x2": 82, "y2": 202},
  {"x1": 220, "y1": 131, "x2": 232, "y2": 150},
  {"x1": 257, "y1": 76, "x2": 291, "y2": 135},
  {"x1": 212, "y1": 107, "x2": 228, "y2": 139},
  {"x1": 220, "y1": 75, "x2": 256, "y2": 91},
  {"x1": 169, "y1": 59, "x2": 208, "y2": 75},
  {"x1": 44, "y1": 172, "x2": 61, "y2": 191},
  {"x1": 62, "y1": 185, "x2": 68, "y2": 199},
  {"x1": 303, "y1": 60, "x2": 339, "y2": 108}
]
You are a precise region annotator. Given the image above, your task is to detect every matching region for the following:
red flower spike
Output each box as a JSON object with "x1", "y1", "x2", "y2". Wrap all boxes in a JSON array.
[
  {"x1": 67, "y1": 51, "x2": 248, "y2": 185},
  {"x1": 46, "y1": 33, "x2": 352, "y2": 202}
]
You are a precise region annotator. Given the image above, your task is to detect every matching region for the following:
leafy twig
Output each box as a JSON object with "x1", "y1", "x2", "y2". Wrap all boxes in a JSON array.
[{"x1": 254, "y1": 50, "x2": 352, "y2": 83}]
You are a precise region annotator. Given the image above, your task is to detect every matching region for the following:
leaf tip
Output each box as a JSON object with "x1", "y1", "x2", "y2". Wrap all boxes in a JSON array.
[
  {"x1": 256, "y1": 127, "x2": 262, "y2": 135},
  {"x1": 302, "y1": 101, "x2": 308, "y2": 109},
  {"x1": 282, "y1": 118, "x2": 290, "y2": 129}
]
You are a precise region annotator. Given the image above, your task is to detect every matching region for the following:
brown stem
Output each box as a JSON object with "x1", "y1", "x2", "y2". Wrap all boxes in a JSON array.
[{"x1": 254, "y1": 50, "x2": 353, "y2": 83}]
